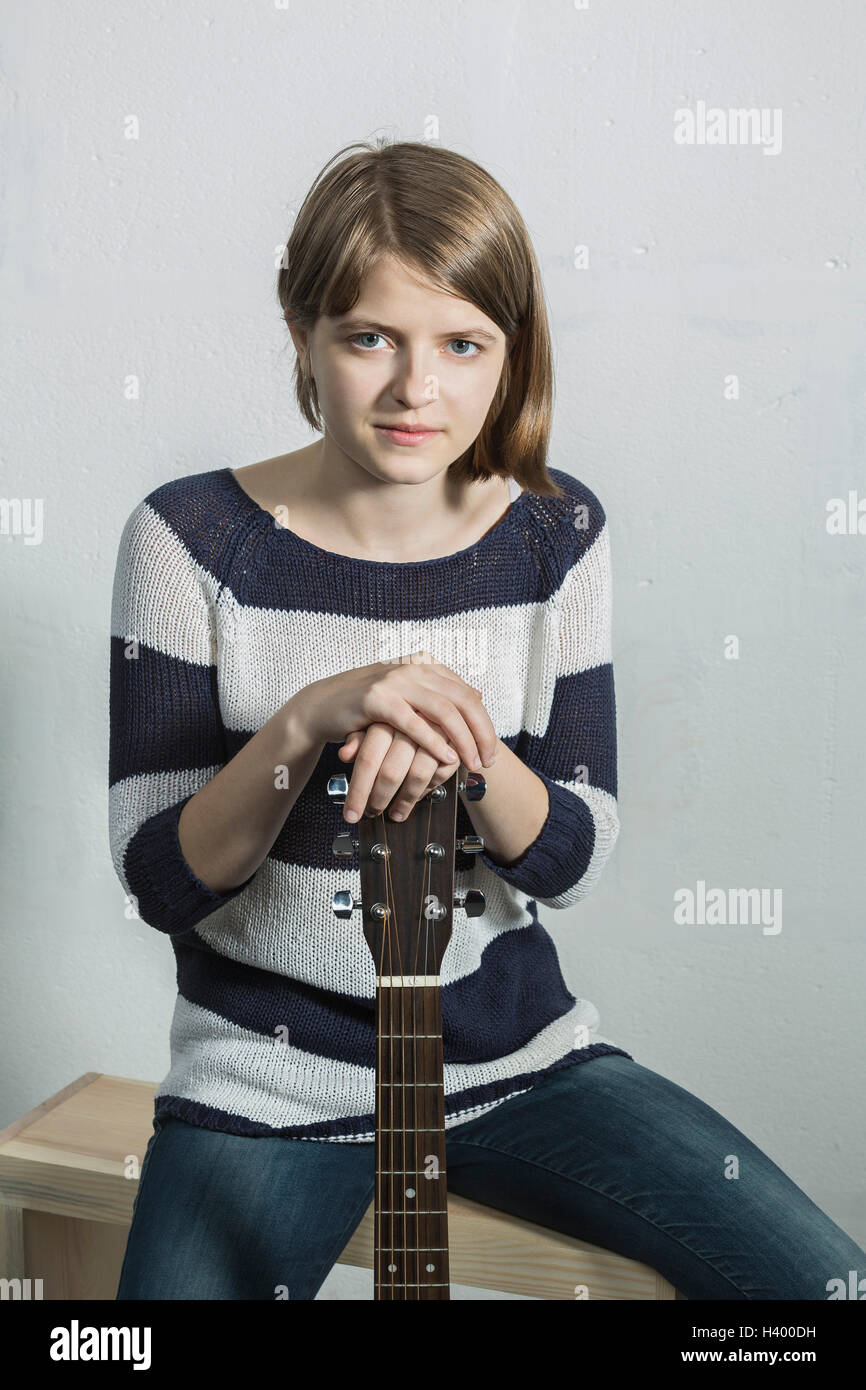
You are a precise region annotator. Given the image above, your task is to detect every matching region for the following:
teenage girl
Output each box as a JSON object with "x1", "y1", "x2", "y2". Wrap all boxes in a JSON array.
[{"x1": 111, "y1": 139, "x2": 865, "y2": 1300}]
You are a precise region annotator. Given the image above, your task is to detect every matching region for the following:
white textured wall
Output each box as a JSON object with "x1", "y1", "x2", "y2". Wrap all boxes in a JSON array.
[{"x1": 2, "y1": 1, "x2": 864, "y2": 1299}]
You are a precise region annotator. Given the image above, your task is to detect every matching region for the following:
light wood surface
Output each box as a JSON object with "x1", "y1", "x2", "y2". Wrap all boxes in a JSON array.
[{"x1": 0, "y1": 1074, "x2": 679, "y2": 1300}]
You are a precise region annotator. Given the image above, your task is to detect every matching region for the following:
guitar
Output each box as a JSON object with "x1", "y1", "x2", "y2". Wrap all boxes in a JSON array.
[{"x1": 328, "y1": 766, "x2": 487, "y2": 1300}]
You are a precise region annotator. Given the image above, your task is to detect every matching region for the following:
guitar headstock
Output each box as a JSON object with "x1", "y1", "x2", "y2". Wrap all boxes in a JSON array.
[{"x1": 328, "y1": 770, "x2": 487, "y2": 977}]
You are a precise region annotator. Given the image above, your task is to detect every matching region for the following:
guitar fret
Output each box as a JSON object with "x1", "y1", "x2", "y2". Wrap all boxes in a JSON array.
[
  {"x1": 376, "y1": 1283, "x2": 450, "y2": 1288},
  {"x1": 356, "y1": 785, "x2": 459, "y2": 1300}
]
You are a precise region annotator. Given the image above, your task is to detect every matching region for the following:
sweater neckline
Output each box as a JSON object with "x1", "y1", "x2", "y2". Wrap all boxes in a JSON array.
[{"x1": 221, "y1": 466, "x2": 528, "y2": 571}]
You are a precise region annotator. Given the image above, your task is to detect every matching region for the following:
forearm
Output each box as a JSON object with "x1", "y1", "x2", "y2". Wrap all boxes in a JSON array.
[
  {"x1": 458, "y1": 737, "x2": 550, "y2": 867},
  {"x1": 178, "y1": 696, "x2": 325, "y2": 894}
]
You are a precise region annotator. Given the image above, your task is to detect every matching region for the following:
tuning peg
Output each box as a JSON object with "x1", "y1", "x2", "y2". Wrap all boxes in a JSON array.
[
  {"x1": 332, "y1": 831, "x2": 357, "y2": 857},
  {"x1": 458, "y1": 771, "x2": 486, "y2": 801},
  {"x1": 454, "y1": 888, "x2": 485, "y2": 918},
  {"x1": 456, "y1": 835, "x2": 484, "y2": 854},
  {"x1": 327, "y1": 774, "x2": 349, "y2": 805},
  {"x1": 332, "y1": 889, "x2": 361, "y2": 919}
]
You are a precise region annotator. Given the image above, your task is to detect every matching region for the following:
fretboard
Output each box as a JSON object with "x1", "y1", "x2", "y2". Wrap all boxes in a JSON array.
[{"x1": 374, "y1": 980, "x2": 450, "y2": 1300}]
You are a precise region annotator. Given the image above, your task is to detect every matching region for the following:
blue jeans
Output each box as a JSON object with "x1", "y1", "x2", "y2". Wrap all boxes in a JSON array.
[{"x1": 116, "y1": 1054, "x2": 865, "y2": 1300}]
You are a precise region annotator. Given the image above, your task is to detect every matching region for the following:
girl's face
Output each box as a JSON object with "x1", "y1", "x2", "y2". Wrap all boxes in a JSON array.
[{"x1": 290, "y1": 254, "x2": 508, "y2": 483}]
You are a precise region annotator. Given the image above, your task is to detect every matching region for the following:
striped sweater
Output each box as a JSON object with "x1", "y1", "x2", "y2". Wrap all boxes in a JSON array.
[{"x1": 108, "y1": 464, "x2": 631, "y2": 1141}]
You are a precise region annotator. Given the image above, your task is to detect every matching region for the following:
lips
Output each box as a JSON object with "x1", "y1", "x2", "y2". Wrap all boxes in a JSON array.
[{"x1": 374, "y1": 424, "x2": 442, "y2": 446}]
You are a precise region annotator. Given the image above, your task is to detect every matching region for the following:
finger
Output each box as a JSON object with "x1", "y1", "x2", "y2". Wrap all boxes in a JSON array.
[
  {"x1": 423, "y1": 677, "x2": 498, "y2": 767},
  {"x1": 402, "y1": 685, "x2": 487, "y2": 772},
  {"x1": 338, "y1": 731, "x2": 365, "y2": 759},
  {"x1": 394, "y1": 669, "x2": 497, "y2": 768},
  {"x1": 392, "y1": 719, "x2": 467, "y2": 815},
  {"x1": 372, "y1": 690, "x2": 462, "y2": 767},
  {"x1": 376, "y1": 681, "x2": 476, "y2": 766},
  {"x1": 366, "y1": 731, "x2": 419, "y2": 816},
  {"x1": 342, "y1": 724, "x2": 395, "y2": 822},
  {"x1": 388, "y1": 745, "x2": 441, "y2": 820},
  {"x1": 405, "y1": 709, "x2": 483, "y2": 771}
]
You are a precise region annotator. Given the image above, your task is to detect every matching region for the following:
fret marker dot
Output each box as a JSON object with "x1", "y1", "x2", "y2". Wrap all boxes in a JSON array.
[
  {"x1": 405, "y1": 1187, "x2": 415, "y2": 1199},
  {"x1": 388, "y1": 1263, "x2": 397, "y2": 1273},
  {"x1": 426, "y1": 1263, "x2": 435, "y2": 1273}
]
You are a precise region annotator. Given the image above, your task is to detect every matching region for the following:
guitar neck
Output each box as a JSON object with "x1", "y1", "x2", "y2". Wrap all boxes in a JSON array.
[
  {"x1": 374, "y1": 980, "x2": 450, "y2": 1300},
  {"x1": 328, "y1": 764, "x2": 487, "y2": 1301}
]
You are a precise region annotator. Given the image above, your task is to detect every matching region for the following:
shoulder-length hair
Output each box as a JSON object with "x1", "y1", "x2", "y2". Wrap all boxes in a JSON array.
[{"x1": 276, "y1": 138, "x2": 563, "y2": 499}]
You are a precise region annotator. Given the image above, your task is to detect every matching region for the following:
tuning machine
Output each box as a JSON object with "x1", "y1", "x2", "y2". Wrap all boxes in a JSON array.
[
  {"x1": 454, "y1": 888, "x2": 485, "y2": 917},
  {"x1": 327, "y1": 774, "x2": 350, "y2": 806},
  {"x1": 459, "y1": 770, "x2": 486, "y2": 801},
  {"x1": 332, "y1": 830, "x2": 356, "y2": 858},
  {"x1": 332, "y1": 889, "x2": 361, "y2": 919},
  {"x1": 332, "y1": 890, "x2": 391, "y2": 921},
  {"x1": 328, "y1": 776, "x2": 354, "y2": 857}
]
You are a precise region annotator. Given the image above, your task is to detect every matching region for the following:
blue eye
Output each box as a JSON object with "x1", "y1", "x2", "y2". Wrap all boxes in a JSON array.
[
  {"x1": 348, "y1": 333, "x2": 483, "y2": 357},
  {"x1": 350, "y1": 333, "x2": 386, "y2": 349},
  {"x1": 448, "y1": 339, "x2": 482, "y2": 357}
]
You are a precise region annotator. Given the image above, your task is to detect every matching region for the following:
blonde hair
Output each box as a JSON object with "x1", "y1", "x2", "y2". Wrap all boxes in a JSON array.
[{"x1": 276, "y1": 138, "x2": 563, "y2": 499}]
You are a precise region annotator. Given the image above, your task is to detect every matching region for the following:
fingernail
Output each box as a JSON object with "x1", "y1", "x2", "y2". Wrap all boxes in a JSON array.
[
  {"x1": 344, "y1": 810, "x2": 358, "y2": 822},
  {"x1": 444, "y1": 749, "x2": 459, "y2": 762},
  {"x1": 390, "y1": 811, "x2": 405, "y2": 821}
]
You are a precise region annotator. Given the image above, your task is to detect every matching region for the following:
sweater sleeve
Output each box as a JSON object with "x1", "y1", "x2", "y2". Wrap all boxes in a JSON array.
[
  {"x1": 475, "y1": 507, "x2": 620, "y2": 909},
  {"x1": 108, "y1": 496, "x2": 257, "y2": 936}
]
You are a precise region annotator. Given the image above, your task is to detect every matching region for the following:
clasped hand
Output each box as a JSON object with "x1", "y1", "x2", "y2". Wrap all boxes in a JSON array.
[
  {"x1": 294, "y1": 648, "x2": 499, "y2": 824},
  {"x1": 338, "y1": 689, "x2": 498, "y2": 824}
]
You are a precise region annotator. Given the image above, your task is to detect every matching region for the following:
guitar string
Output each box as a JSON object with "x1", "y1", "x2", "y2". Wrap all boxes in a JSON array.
[
  {"x1": 376, "y1": 815, "x2": 398, "y2": 1296},
  {"x1": 376, "y1": 788, "x2": 440, "y2": 1299},
  {"x1": 381, "y1": 799, "x2": 430, "y2": 1301},
  {"x1": 378, "y1": 811, "x2": 408, "y2": 1297},
  {"x1": 414, "y1": 792, "x2": 436, "y2": 1298}
]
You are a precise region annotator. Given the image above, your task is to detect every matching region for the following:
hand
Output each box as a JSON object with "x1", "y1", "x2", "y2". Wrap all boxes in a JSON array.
[
  {"x1": 336, "y1": 683, "x2": 494, "y2": 824},
  {"x1": 337, "y1": 721, "x2": 470, "y2": 823},
  {"x1": 291, "y1": 651, "x2": 496, "y2": 773}
]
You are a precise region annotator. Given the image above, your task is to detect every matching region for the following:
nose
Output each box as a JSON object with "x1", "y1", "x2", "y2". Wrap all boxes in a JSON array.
[{"x1": 387, "y1": 348, "x2": 439, "y2": 406}]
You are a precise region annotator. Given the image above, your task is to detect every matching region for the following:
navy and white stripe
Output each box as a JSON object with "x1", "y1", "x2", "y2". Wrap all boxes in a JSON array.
[{"x1": 108, "y1": 465, "x2": 631, "y2": 1140}]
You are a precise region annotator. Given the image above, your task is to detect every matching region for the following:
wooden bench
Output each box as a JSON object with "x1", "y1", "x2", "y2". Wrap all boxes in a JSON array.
[{"x1": 0, "y1": 1074, "x2": 682, "y2": 1300}]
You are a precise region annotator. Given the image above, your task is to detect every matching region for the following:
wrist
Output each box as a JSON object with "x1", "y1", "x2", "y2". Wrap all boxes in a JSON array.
[{"x1": 284, "y1": 690, "x2": 325, "y2": 759}]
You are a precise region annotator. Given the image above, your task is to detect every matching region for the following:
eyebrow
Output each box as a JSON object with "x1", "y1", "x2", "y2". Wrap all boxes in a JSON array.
[{"x1": 333, "y1": 316, "x2": 499, "y2": 344}]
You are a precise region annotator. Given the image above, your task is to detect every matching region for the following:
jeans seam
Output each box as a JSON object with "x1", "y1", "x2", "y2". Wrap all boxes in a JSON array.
[{"x1": 447, "y1": 1136, "x2": 753, "y2": 1299}]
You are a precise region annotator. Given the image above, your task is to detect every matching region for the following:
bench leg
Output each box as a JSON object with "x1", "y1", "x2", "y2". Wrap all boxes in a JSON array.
[{"x1": 0, "y1": 1204, "x2": 25, "y2": 1281}]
